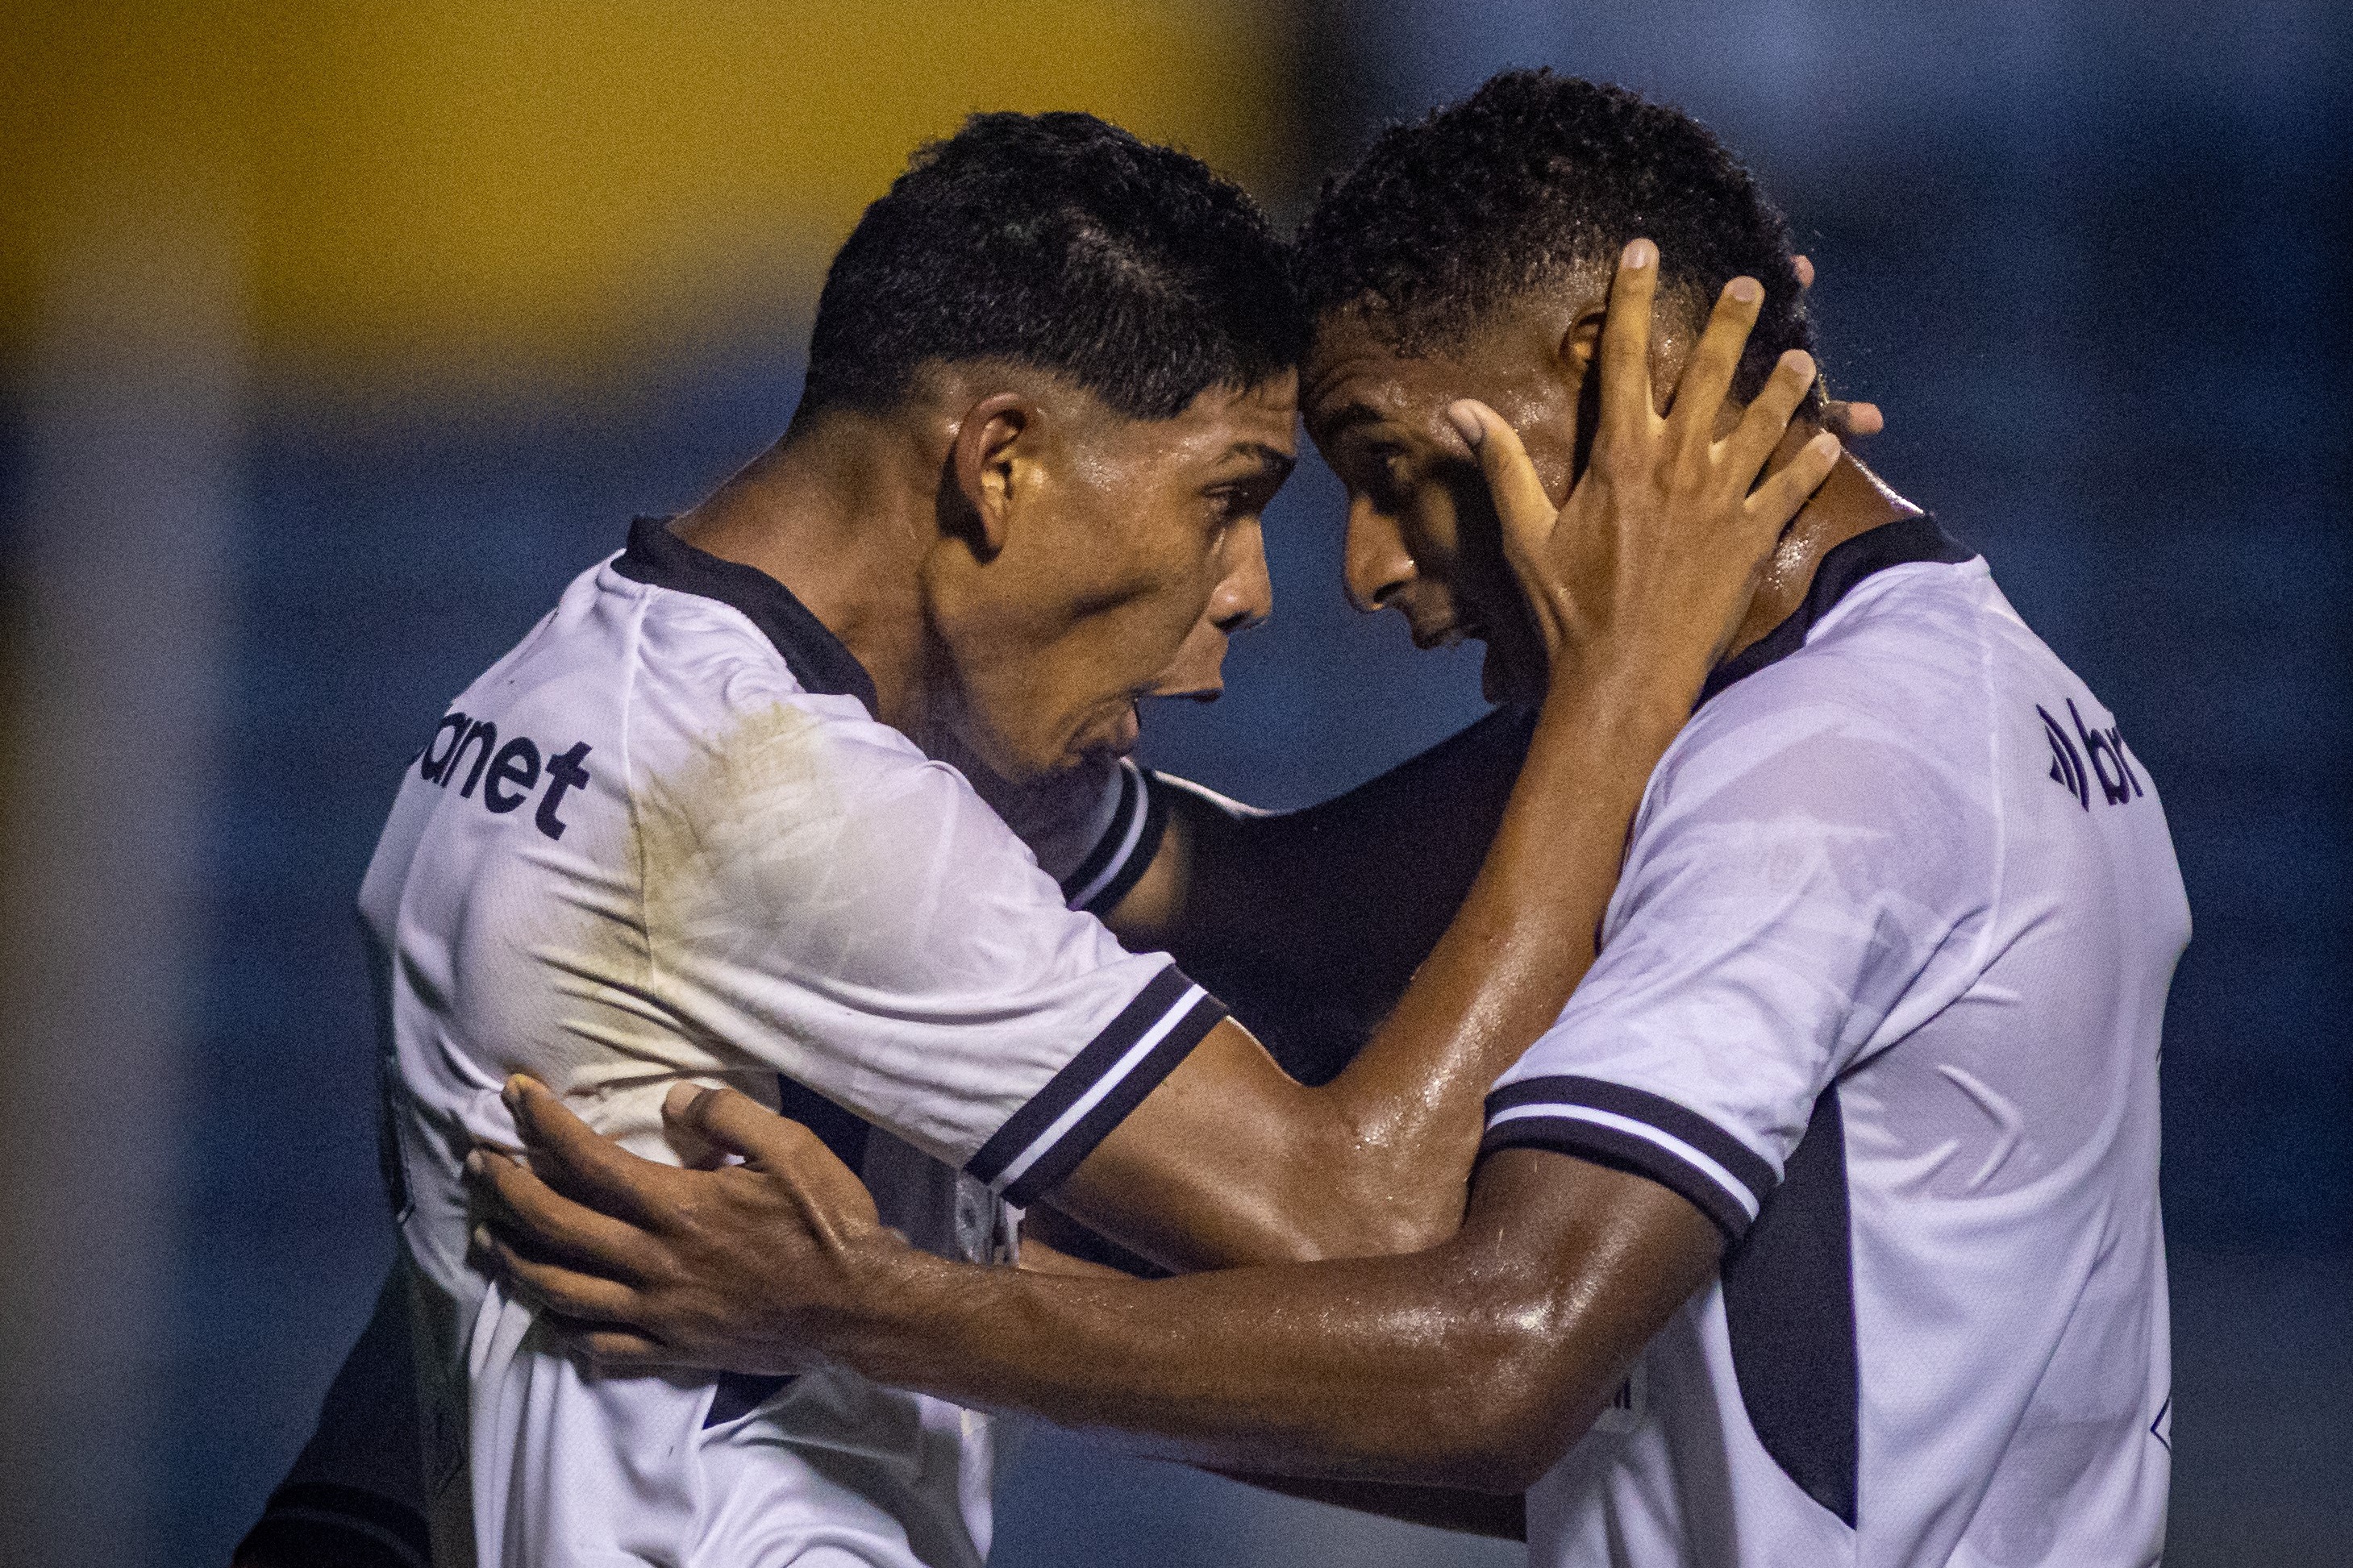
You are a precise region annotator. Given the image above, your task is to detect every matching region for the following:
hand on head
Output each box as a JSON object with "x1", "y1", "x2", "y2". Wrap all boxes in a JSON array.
[
  {"x1": 464, "y1": 1075, "x2": 890, "y2": 1377},
  {"x1": 1443, "y1": 239, "x2": 1842, "y2": 698}
]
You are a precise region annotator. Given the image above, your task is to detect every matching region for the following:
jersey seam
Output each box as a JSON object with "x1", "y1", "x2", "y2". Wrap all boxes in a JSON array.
[{"x1": 617, "y1": 579, "x2": 660, "y2": 1003}]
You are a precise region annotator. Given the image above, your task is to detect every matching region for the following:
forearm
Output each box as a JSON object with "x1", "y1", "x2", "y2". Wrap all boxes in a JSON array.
[
  {"x1": 844, "y1": 1236, "x2": 1545, "y2": 1486},
  {"x1": 822, "y1": 1153, "x2": 1707, "y2": 1490},
  {"x1": 1268, "y1": 661, "x2": 1696, "y2": 1254}
]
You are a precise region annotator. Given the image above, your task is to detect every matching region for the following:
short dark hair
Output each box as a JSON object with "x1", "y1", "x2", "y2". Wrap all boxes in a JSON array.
[
  {"x1": 797, "y1": 112, "x2": 1301, "y2": 426},
  {"x1": 1298, "y1": 71, "x2": 1820, "y2": 413}
]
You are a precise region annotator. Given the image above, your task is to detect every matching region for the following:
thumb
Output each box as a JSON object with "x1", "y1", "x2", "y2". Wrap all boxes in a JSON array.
[
  {"x1": 1447, "y1": 400, "x2": 1557, "y2": 572},
  {"x1": 663, "y1": 1084, "x2": 884, "y2": 1230},
  {"x1": 662, "y1": 1083, "x2": 791, "y2": 1165}
]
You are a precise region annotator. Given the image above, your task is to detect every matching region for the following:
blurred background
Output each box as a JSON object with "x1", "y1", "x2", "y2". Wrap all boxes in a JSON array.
[{"x1": 1, "y1": 2, "x2": 2346, "y2": 1563}]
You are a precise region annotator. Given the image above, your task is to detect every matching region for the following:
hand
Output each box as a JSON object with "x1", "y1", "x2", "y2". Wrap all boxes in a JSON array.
[
  {"x1": 464, "y1": 1075, "x2": 895, "y2": 1375},
  {"x1": 1792, "y1": 253, "x2": 1884, "y2": 439},
  {"x1": 1447, "y1": 239, "x2": 1840, "y2": 695}
]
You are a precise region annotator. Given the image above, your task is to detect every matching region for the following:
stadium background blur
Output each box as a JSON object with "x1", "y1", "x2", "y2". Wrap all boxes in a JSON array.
[{"x1": 1, "y1": 2, "x2": 2344, "y2": 1562}]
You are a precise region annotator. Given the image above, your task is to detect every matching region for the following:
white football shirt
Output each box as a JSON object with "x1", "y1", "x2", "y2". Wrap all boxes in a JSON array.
[
  {"x1": 361, "y1": 518, "x2": 1210, "y2": 1568},
  {"x1": 1485, "y1": 518, "x2": 2188, "y2": 1568}
]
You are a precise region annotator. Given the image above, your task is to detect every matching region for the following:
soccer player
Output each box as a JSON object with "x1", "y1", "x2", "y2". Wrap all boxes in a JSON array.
[
  {"x1": 260, "y1": 105, "x2": 1835, "y2": 1568},
  {"x1": 475, "y1": 74, "x2": 2188, "y2": 1567}
]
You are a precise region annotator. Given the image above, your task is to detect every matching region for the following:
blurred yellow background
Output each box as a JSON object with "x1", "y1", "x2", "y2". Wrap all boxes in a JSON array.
[{"x1": 1, "y1": 1, "x2": 1289, "y2": 374}]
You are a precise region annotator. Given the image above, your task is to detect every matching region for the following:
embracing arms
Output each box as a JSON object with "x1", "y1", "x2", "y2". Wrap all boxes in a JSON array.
[{"x1": 480, "y1": 1084, "x2": 1720, "y2": 1491}]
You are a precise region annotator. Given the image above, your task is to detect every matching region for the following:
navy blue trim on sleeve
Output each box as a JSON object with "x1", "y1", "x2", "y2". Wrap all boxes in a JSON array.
[
  {"x1": 968, "y1": 963, "x2": 1226, "y2": 1205},
  {"x1": 1056, "y1": 761, "x2": 1172, "y2": 917},
  {"x1": 1484, "y1": 1075, "x2": 1780, "y2": 1242}
]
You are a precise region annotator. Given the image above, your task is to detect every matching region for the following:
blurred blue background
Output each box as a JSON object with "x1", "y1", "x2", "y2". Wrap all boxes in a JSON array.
[{"x1": 1, "y1": 2, "x2": 2344, "y2": 1564}]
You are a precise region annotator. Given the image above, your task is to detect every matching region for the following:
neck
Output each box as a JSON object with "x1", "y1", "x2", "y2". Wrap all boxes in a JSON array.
[
  {"x1": 1722, "y1": 440, "x2": 1921, "y2": 663},
  {"x1": 673, "y1": 417, "x2": 937, "y2": 736}
]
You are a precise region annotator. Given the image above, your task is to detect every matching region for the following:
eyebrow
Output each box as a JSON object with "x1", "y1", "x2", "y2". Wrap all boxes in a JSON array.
[
  {"x1": 1306, "y1": 403, "x2": 1385, "y2": 442},
  {"x1": 1218, "y1": 441, "x2": 1297, "y2": 479}
]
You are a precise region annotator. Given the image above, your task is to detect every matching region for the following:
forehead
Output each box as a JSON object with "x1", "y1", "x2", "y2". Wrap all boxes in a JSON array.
[
  {"x1": 1172, "y1": 370, "x2": 1299, "y2": 454},
  {"x1": 1301, "y1": 303, "x2": 1583, "y2": 439}
]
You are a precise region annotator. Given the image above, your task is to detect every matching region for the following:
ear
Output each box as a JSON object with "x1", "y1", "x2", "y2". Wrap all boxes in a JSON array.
[
  {"x1": 946, "y1": 391, "x2": 1038, "y2": 559},
  {"x1": 1555, "y1": 310, "x2": 1605, "y2": 381}
]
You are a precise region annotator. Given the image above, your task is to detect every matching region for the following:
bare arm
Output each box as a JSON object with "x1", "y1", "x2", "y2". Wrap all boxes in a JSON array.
[
  {"x1": 837, "y1": 1151, "x2": 1718, "y2": 1489},
  {"x1": 479, "y1": 1096, "x2": 1719, "y2": 1491}
]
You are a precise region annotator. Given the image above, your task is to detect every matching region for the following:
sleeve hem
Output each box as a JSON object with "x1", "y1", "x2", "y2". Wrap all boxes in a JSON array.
[
  {"x1": 1481, "y1": 1116, "x2": 1760, "y2": 1241},
  {"x1": 1481, "y1": 1074, "x2": 1780, "y2": 1242},
  {"x1": 1059, "y1": 759, "x2": 1168, "y2": 915},
  {"x1": 968, "y1": 963, "x2": 1227, "y2": 1205}
]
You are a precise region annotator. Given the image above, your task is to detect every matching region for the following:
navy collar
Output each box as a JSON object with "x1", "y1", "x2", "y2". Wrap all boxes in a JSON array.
[
  {"x1": 613, "y1": 517, "x2": 880, "y2": 715},
  {"x1": 1698, "y1": 513, "x2": 1974, "y2": 706}
]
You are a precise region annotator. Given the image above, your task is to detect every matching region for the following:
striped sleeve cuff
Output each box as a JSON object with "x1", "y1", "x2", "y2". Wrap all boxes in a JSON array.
[
  {"x1": 1482, "y1": 1075, "x2": 1780, "y2": 1242},
  {"x1": 1057, "y1": 759, "x2": 1169, "y2": 916},
  {"x1": 968, "y1": 963, "x2": 1226, "y2": 1205}
]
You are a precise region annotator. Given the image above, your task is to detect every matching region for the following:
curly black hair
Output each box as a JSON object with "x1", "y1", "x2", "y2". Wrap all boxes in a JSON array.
[
  {"x1": 1299, "y1": 71, "x2": 1819, "y2": 414},
  {"x1": 796, "y1": 112, "x2": 1302, "y2": 426}
]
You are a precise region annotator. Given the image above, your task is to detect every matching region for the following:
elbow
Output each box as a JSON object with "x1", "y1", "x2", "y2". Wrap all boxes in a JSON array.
[
  {"x1": 1413, "y1": 1380, "x2": 1578, "y2": 1495},
  {"x1": 1380, "y1": 1307, "x2": 1596, "y2": 1493},
  {"x1": 1260, "y1": 1185, "x2": 1459, "y2": 1266}
]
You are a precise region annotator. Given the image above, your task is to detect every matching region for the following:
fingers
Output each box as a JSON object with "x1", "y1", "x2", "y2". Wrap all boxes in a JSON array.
[
  {"x1": 665, "y1": 1083, "x2": 885, "y2": 1232},
  {"x1": 1667, "y1": 277, "x2": 1764, "y2": 468},
  {"x1": 1793, "y1": 253, "x2": 1816, "y2": 289},
  {"x1": 571, "y1": 1323, "x2": 693, "y2": 1372},
  {"x1": 1596, "y1": 239, "x2": 1660, "y2": 445},
  {"x1": 506, "y1": 1075, "x2": 677, "y2": 1226},
  {"x1": 473, "y1": 1221, "x2": 643, "y2": 1324},
  {"x1": 466, "y1": 1147, "x2": 662, "y2": 1283},
  {"x1": 1744, "y1": 431, "x2": 1843, "y2": 536},
  {"x1": 1823, "y1": 397, "x2": 1884, "y2": 439},
  {"x1": 1447, "y1": 400, "x2": 1558, "y2": 567},
  {"x1": 1718, "y1": 348, "x2": 1822, "y2": 490},
  {"x1": 664, "y1": 1082, "x2": 806, "y2": 1170}
]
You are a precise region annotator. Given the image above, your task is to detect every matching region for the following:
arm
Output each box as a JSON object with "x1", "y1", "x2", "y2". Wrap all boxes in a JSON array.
[
  {"x1": 842, "y1": 1150, "x2": 1721, "y2": 1489},
  {"x1": 1109, "y1": 708, "x2": 1534, "y2": 1084},
  {"x1": 480, "y1": 1092, "x2": 1718, "y2": 1490},
  {"x1": 469, "y1": 247, "x2": 1831, "y2": 1291}
]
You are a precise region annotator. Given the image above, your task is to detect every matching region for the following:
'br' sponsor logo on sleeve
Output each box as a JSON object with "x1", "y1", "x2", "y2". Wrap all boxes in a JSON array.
[
  {"x1": 2038, "y1": 700, "x2": 2143, "y2": 810},
  {"x1": 414, "y1": 709, "x2": 592, "y2": 840}
]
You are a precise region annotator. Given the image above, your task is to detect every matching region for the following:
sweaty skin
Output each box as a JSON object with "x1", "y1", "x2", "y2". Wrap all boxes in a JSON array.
[
  {"x1": 469, "y1": 242, "x2": 1922, "y2": 1499},
  {"x1": 469, "y1": 238, "x2": 1846, "y2": 1365},
  {"x1": 236, "y1": 246, "x2": 1889, "y2": 1562}
]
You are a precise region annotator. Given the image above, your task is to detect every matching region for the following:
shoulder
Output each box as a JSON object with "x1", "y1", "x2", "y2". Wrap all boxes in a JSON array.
[
  {"x1": 1634, "y1": 562, "x2": 2010, "y2": 898},
  {"x1": 1670, "y1": 562, "x2": 2004, "y2": 796}
]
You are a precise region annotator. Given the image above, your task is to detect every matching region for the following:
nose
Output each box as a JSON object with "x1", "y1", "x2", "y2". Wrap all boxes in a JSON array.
[
  {"x1": 1150, "y1": 520, "x2": 1274, "y2": 699},
  {"x1": 1211, "y1": 517, "x2": 1272, "y2": 636},
  {"x1": 1343, "y1": 494, "x2": 1415, "y2": 614}
]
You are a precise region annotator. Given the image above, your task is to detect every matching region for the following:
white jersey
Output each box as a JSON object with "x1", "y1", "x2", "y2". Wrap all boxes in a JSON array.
[
  {"x1": 1485, "y1": 518, "x2": 2188, "y2": 1568},
  {"x1": 360, "y1": 519, "x2": 1211, "y2": 1568}
]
